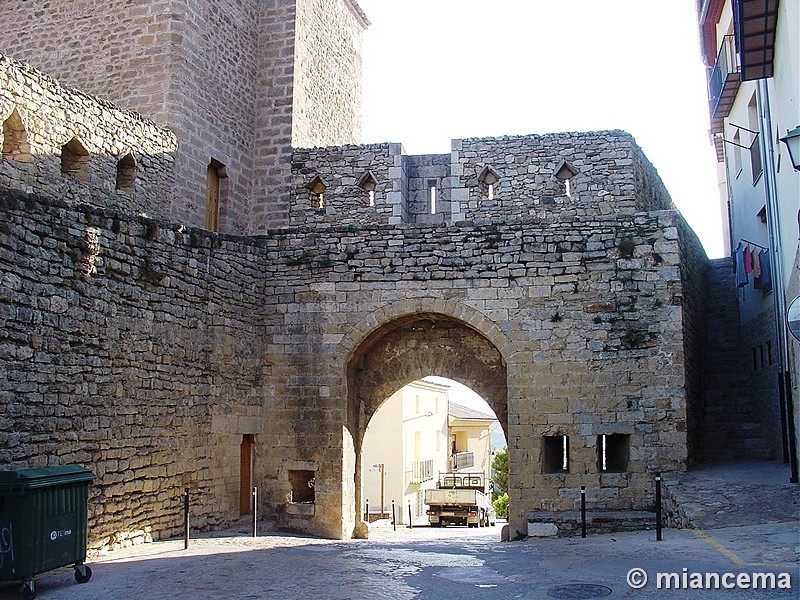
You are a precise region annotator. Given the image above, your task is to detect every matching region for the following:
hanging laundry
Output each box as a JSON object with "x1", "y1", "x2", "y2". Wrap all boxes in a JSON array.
[
  {"x1": 760, "y1": 249, "x2": 772, "y2": 293},
  {"x1": 753, "y1": 248, "x2": 762, "y2": 289},
  {"x1": 744, "y1": 244, "x2": 753, "y2": 274},
  {"x1": 735, "y1": 243, "x2": 748, "y2": 287}
]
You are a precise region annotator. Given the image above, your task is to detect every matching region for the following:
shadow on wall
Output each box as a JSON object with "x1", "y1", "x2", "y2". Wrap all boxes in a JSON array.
[
  {"x1": 0, "y1": 118, "x2": 176, "y2": 220},
  {"x1": 1, "y1": 54, "x2": 178, "y2": 221}
]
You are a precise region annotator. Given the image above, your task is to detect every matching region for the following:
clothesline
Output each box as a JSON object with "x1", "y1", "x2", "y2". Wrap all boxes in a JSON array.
[{"x1": 740, "y1": 238, "x2": 769, "y2": 251}]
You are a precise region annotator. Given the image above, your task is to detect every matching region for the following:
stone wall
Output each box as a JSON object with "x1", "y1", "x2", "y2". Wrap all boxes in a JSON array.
[
  {"x1": 0, "y1": 0, "x2": 177, "y2": 126},
  {"x1": 292, "y1": 0, "x2": 366, "y2": 148},
  {"x1": 700, "y1": 259, "x2": 780, "y2": 461},
  {"x1": 288, "y1": 132, "x2": 677, "y2": 228},
  {"x1": 0, "y1": 189, "x2": 269, "y2": 549},
  {"x1": 0, "y1": 0, "x2": 368, "y2": 234},
  {"x1": 1, "y1": 175, "x2": 707, "y2": 545},
  {"x1": 0, "y1": 55, "x2": 177, "y2": 217}
]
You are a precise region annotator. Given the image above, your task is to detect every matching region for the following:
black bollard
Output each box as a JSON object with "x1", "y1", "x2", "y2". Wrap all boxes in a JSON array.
[
  {"x1": 655, "y1": 473, "x2": 662, "y2": 541},
  {"x1": 408, "y1": 503, "x2": 413, "y2": 529},
  {"x1": 392, "y1": 500, "x2": 396, "y2": 531},
  {"x1": 183, "y1": 487, "x2": 190, "y2": 550},
  {"x1": 365, "y1": 499, "x2": 369, "y2": 523},
  {"x1": 580, "y1": 486, "x2": 586, "y2": 538},
  {"x1": 252, "y1": 486, "x2": 258, "y2": 538}
]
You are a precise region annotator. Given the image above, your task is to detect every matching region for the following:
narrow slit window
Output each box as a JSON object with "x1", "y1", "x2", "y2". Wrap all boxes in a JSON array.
[
  {"x1": 598, "y1": 434, "x2": 630, "y2": 472},
  {"x1": 478, "y1": 166, "x2": 500, "y2": 201},
  {"x1": 309, "y1": 176, "x2": 326, "y2": 210},
  {"x1": 554, "y1": 161, "x2": 578, "y2": 198},
  {"x1": 357, "y1": 171, "x2": 378, "y2": 207},
  {"x1": 543, "y1": 435, "x2": 569, "y2": 473},
  {"x1": 428, "y1": 180, "x2": 437, "y2": 214}
]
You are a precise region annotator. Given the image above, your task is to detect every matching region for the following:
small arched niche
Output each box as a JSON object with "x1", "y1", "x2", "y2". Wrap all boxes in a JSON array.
[
  {"x1": 308, "y1": 176, "x2": 327, "y2": 209},
  {"x1": 554, "y1": 160, "x2": 579, "y2": 197},
  {"x1": 116, "y1": 153, "x2": 136, "y2": 192},
  {"x1": 478, "y1": 166, "x2": 501, "y2": 200},
  {"x1": 2, "y1": 108, "x2": 31, "y2": 163},
  {"x1": 61, "y1": 136, "x2": 90, "y2": 181},
  {"x1": 356, "y1": 171, "x2": 378, "y2": 206}
]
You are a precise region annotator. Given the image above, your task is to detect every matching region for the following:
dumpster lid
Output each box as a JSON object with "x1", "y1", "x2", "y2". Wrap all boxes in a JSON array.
[{"x1": 0, "y1": 465, "x2": 95, "y2": 490}]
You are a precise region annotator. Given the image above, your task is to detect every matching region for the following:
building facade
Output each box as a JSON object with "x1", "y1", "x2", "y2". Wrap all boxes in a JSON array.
[
  {"x1": 361, "y1": 380, "x2": 450, "y2": 525},
  {"x1": 0, "y1": 0, "x2": 368, "y2": 234},
  {"x1": 697, "y1": 0, "x2": 799, "y2": 478},
  {"x1": 449, "y1": 403, "x2": 497, "y2": 497},
  {"x1": 0, "y1": 1, "x2": 718, "y2": 547}
]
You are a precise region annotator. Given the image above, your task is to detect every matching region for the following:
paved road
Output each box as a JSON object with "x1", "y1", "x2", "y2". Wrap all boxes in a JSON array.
[{"x1": 1, "y1": 520, "x2": 797, "y2": 599}]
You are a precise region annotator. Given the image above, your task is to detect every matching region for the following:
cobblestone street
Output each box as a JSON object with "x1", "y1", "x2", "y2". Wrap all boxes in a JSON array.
[{"x1": 1, "y1": 517, "x2": 796, "y2": 600}]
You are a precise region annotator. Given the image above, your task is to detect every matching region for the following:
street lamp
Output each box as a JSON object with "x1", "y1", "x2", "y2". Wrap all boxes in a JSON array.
[
  {"x1": 402, "y1": 411, "x2": 433, "y2": 422},
  {"x1": 779, "y1": 126, "x2": 800, "y2": 171}
]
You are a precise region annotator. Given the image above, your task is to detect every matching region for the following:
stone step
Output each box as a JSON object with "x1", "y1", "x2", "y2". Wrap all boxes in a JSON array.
[{"x1": 525, "y1": 510, "x2": 655, "y2": 537}]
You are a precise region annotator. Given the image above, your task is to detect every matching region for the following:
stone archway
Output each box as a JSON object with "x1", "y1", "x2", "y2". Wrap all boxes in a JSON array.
[{"x1": 345, "y1": 312, "x2": 508, "y2": 532}]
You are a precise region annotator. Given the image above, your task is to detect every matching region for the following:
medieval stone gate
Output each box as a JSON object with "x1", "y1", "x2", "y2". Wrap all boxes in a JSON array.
[{"x1": 1, "y1": 28, "x2": 708, "y2": 546}]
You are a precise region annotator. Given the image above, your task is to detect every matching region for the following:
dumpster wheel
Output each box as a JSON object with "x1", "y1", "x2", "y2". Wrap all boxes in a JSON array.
[
  {"x1": 74, "y1": 564, "x2": 92, "y2": 584},
  {"x1": 21, "y1": 581, "x2": 35, "y2": 600}
]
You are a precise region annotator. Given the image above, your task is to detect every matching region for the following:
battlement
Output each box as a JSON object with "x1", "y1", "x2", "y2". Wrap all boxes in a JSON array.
[
  {"x1": 290, "y1": 131, "x2": 675, "y2": 227},
  {"x1": 0, "y1": 54, "x2": 177, "y2": 216}
]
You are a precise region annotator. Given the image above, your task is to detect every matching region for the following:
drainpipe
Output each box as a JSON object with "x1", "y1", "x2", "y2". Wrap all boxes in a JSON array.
[{"x1": 757, "y1": 80, "x2": 799, "y2": 482}]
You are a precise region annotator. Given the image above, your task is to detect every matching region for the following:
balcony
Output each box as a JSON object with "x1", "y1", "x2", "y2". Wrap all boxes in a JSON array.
[
  {"x1": 452, "y1": 451, "x2": 475, "y2": 471},
  {"x1": 709, "y1": 35, "x2": 741, "y2": 159},
  {"x1": 734, "y1": 0, "x2": 779, "y2": 81},
  {"x1": 407, "y1": 459, "x2": 434, "y2": 484}
]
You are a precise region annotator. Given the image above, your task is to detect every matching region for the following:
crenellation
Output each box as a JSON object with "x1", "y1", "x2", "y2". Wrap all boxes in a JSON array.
[{"x1": 0, "y1": 0, "x2": 715, "y2": 547}]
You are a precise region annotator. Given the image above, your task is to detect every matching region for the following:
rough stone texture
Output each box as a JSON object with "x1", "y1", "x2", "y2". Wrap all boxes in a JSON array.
[
  {"x1": 0, "y1": 179, "x2": 707, "y2": 547},
  {"x1": 699, "y1": 259, "x2": 779, "y2": 461},
  {"x1": 0, "y1": 56, "x2": 177, "y2": 217},
  {"x1": 0, "y1": 0, "x2": 367, "y2": 234},
  {"x1": 289, "y1": 132, "x2": 676, "y2": 229},
  {"x1": 0, "y1": 4, "x2": 714, "y2": 548}
]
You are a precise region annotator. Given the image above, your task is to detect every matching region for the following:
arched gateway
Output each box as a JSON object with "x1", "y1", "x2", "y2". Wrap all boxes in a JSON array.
[
  {"x1": 345, "y1": 310, "x2": 509, "y2": 534},
  {"x1": 0, "y1": 69, "x2": 707, "y2": 543}
]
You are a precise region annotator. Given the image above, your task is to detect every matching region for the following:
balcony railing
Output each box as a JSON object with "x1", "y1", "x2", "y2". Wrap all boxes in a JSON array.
[
  {"x1": 407, "y1": 459, "x2": 433, "y2": 484},
  {"x1": 452, "y1": 451, "x2": 475, "y2": 470},
  {"x1": 709, "y1": 35, "x2": 741, "y2": 123}
]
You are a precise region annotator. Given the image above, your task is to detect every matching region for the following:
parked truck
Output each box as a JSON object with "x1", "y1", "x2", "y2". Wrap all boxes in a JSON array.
[{"x1": 424, "y1": 472, "x2": 495, "y2": 528}]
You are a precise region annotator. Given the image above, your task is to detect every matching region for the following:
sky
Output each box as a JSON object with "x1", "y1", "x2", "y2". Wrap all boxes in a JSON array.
[{"x1": 357, "y1": 0, "x2": 725, "y2": 259}]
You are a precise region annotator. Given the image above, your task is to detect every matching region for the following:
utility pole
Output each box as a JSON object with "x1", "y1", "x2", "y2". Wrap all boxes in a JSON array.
[{"x1": 374, "y1": 463, "x2": 385, "y2": 518}]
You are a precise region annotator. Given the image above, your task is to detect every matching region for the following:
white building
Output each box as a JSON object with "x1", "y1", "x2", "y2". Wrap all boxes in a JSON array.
[
  {"x1": 697, "y1": 0, "x2": 798, "y2": 479},
  {"x1": 361, "y1": 380, "x2": 499, "y2": 524}
]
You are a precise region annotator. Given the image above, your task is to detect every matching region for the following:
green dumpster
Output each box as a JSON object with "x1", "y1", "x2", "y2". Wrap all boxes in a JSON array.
[{"x1": 0, "y1": 465, "x2": 95, "y2": 599}]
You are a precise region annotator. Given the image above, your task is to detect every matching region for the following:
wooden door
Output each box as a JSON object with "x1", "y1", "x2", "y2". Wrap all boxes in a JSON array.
[
  {"x1": 240, "y1": 434, "x2": 254, "y2": 515},
  {"x1": 206, "y1": 163, "x2": 220, "y2": 231}
]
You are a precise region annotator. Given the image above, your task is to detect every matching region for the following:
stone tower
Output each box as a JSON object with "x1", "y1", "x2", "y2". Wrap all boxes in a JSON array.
[{"x1": 0, "y1": 0, "x2": 368, "y2": 233}]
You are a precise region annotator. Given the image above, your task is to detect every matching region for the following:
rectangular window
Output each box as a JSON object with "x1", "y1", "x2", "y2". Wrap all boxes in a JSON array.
[
  {"x1": 598, "y1": 434, "x2": 630, "y2": 472},
  {"x1": 206, "y1": 159, "x2": 227, "y2": 231},
  {"x1": 428, "y1": 179, "x2": 437, "y2": 214},
  {"x1": 732, "y1": 130, "x2": 742, "y2": 178},
  {"x1": 543, "y1": 435, "x2": 569, "y2": 473},
  {"x1": 747, "y1": 96, "x2": 762, "y2": 184},
  {"x1": 288, "y1": 470, "x2": 315, "y2": 503}
]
